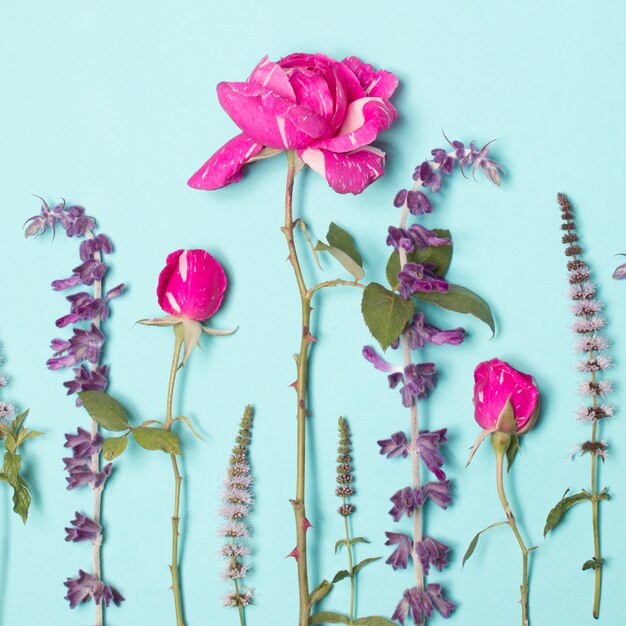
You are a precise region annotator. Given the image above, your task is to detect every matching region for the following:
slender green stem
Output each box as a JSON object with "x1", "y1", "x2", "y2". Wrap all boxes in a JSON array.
[
  {"x1": 495, "y1": 448, "x2": 530, "y2": 626},
  {"x1": 166, "y1": 325, "x2": 185, "y2": 626},
  {"x1": 342, "y1": 499, "x2": 355, "y2": 625},
  {"x1": 281, "y1": 151, "x2": 312, "y2": 626},
  {"x1": 590, "y1": 364, "x2": 602, "y2": 619},
  {"x1": 231, "y1": 537, "x2": 246, "y2": 626},
  {"x1": 306, "y1": 279, "x2": 365, "y2": 298}
]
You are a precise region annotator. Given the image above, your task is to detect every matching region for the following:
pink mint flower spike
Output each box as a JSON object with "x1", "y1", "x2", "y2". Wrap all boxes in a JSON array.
[
  {"x1": 188, "y1": 53, "x2": 398, "y2": 195},
  {"x1": 219, "y1": 406, "x2": 255, "y2": 620},
  {"x1": 543, "y1": 194, "x2": 614, "y2": 620}
]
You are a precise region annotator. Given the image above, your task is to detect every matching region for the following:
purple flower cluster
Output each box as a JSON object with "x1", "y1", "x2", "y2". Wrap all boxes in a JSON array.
[
  {"x1": 364, "y1": 141, "x2": 501, "y2": 623},
  {"x1": 336, "y1": 416, "x2": 356, "y2": 517},
  {"x1": 219, "y1": 406, "x2": 255, "y2": 610},
  {"x1": 0, "y1": 345, "x2": 16, "y2": 428},
  {"x1": 26, "y1": 198, "x2": 125, "y2": 614}
]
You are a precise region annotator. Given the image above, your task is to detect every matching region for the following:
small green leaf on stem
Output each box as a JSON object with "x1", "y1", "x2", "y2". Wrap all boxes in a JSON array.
[
  {"x1": 133, "y1": 427, "x2": 181, "y2": 455},
  {"x1": 362, "y1": 283, "x2": 414, "y2": 351},
  {"x1": 335, "y1": 536, "x2": 370, "y2": 554},
  {"x1": 79, "y1": 391, "x2": 130, "y2": 431},
  {"x1": 309, "y1": 579, "x2": 333, "y2": 605},
  {"x1": 415, "y1": 284, "x2": 495, "y2": 335},
  {"x1": 102, "y1": 435, "x2": 128, "y2": 461},
  {"x1": 462, "y1": 521, "x2": 509, "y2": 568},
  {"x1": 582, "y1": 557, "x2": 604, "y2": 571},
  {"x1": 172, "y1": 415, "x2": 206, "y2": 441},
  {"x1": 352, "y1": 556, "x2": 381, "y2": 575},
  {"x1": 309, "y1": 612, "x2": 349, "y2": 624},
  {"x1": 506, "y1": 435, "x2": 519, "y2": 472},
  {"x1": 295, "y1": 218, "x2": 323, "y2": 270},
  {"x1": 354, "y1": 617, "x2": 398, "y2": 626},
  {"x1": 331, "y1": 569, "x2": 351, "y2": 583},
  {"x1": 544, "y1": 489, "x2": 592, "y2": 536}
]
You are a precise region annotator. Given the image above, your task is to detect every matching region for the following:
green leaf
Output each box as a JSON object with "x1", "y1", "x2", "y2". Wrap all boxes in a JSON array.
[
  {"x1": 506, "y1": 434, "x2": 520, "y2": 472},
  {"x1": 361, "y1": 283, "x2": 414, "y2": 351},
  {"x1": 415, "y1": 284, "x2": 495, "y2": 335},
  {"x1": 0, "y1": 452, "x2": 31, "y2": 523},
  {"x1": 309, "y1": 579, "x2": 333, "y2": 605},
  {"x1": 335, "y1": 536, "x2": 370, "y2": 553},
  {"x1": 102, "y1": 436, "x2": 128, "y2": 461},
  {"x1": 316, "y1": 241, "x2": 364, "y2": 280},
  {"x1": 354, "y1": 617, "x2": 398, "y2": 626},
  {"x1": 79, "y1": 391, "x2": 130, "y2": 432},
  {"x1": 386, "y1": 229, "x2": 452, "y2": 290},
  {"x1": 331, "y1": 569, "x2": 351, "y2": 583},
  {"x1": 582, "y1": 557, "x2": 603, "y2": 571},
  {"x1": 327, "y1": 222, "x2": 363, "y2": 266},
  {"x1": 353, "y1": 556, "x2": 381, "y2": 575},
  {"x1": 172, "y1": 415, "x2": 206, "y2": 441},
  {"x1": 132, "y1": 427, "x2": 181, "y2": 455},
  {"x1": 462, "y1": 521, "x2": 509, "y2": 568},
  {"x1": 310, "y1": 612, "x2": 349, "y2": 625},
  {"x1": 12, "y1": 410, "x2": 29, "y2": 432},
  {"x1": 544, "y1": 490, "x2": 592, "y2": 537}
]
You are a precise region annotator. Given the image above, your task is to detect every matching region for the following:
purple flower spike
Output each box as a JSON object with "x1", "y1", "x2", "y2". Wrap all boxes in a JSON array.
[
  {"x1": 47, "y1": 324, "x2": 104, "y2": 370},
  {"x1": 64, "y1": 570, "x2": 124, "y2": 608},
  {"x1": 65, "y1": 512, "x2": 102, "y2": 543}
]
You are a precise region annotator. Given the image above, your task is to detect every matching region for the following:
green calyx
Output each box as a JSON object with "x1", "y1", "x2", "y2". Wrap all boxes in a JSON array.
[{"x1": 491, "y1": 430, "x2": 512, "y2": 456}]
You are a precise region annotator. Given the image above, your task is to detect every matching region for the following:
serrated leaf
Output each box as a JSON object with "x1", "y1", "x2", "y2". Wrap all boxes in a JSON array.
[
  {"x1": 353, "y1": 556, "x2": 381, "y2": 575},
  {"x1": 362, "y1": 283, "x2": 414, "y2": 351},
  {"x1": 415, "y1": 284, "x2": 495, "y2": 335},
  {"x1": 79, "y1": 391, "x2": 130, "y2": 432},
  {"x1": 386, "y1": 229, "x2": 452, "y2": 290},
  {"x1": 462, "y1": 521, "x2": 508, "y2": 568},
  {"x1": 309, "y1": 579, "x2": 333, "y2": 605},
  {"x1": 310, "y1": 612, "x2": 349, "y2": 625},
  {"x1": 354, "y1": 617, "x2": 398, "y2": 626},
  {"x1": 133, "y1": 427, "x2": 181, "y2": 455},
  {"x1": 544, "y1": 490, "x2": 591, "y2": 536},
  {"x1": 103, "y1": 436, "x2": 128, "y2": 461},
  {"x1": 331, "y1": 569, "x2": 351, "y2": 583},
  {"x1": 506, "y1": 434, "x2": 519, "y2": 472}
]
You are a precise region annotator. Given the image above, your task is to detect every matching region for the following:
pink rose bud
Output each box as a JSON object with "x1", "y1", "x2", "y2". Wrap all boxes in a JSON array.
[
  {"x1": 473, "y1": 358, "x2": 540, "y2": 435},
  {"x1": 157, "y1": 249, "x2": 227, "y2": 321}
]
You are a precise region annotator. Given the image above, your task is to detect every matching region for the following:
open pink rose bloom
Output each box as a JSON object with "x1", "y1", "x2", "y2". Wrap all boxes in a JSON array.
[
  {"x1": 188, "y1": 53, "x2": 398, "y2": 195},
  {"x1": 157, "y1": 249, "x2": 226, "y2": 321}
]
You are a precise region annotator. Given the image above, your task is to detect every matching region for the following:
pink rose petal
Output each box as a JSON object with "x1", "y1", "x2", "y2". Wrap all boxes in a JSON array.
[
  {"x1": 342, "y1": 56, "x2": 399, "y2": 99},
  {"x1": 300, "y1": 145, "x2": 385, "y2": 195},
  {"x1": 311, "y1": 97, "x2": 397, "y2": 153},
  {"x1": 187, "y1": 133, "x2": 264, "y2": 190},
  {"x1": 248, "y1": 55, "x2": 296, "y2": 102},
  {"x1": 217, "y1": 81, "x2": 330, "y2": 149}
]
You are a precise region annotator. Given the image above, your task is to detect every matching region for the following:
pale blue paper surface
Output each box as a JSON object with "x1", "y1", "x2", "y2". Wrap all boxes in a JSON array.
[{"x1": 1, "y1": 1, "x2": 625, "y2": 624}]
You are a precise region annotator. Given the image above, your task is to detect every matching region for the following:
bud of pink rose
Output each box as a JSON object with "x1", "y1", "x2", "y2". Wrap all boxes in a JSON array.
[
  {"x1": 156, "y1": 249, "x2": 227, "y2": 321},
  {"x1": 474, "y1": 358, "x2": 539, "y2": 436}
]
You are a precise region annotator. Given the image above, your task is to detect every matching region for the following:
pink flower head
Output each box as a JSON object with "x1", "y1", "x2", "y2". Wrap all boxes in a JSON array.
[
  {"x1": 188, "y1": 53, "x2": 398, "y2": 195},
  {"x1": 473, "y1": 358, "x2": 539, "y2": 434},
  {"x1": 157, "y1": 249, "x2": 227, "y2": 321}
]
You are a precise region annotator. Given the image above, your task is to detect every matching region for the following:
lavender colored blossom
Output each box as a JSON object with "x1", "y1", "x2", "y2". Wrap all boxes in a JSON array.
[
  {"x1": 398, "y1": 262, "x2": 449, "y2": 299},
  {"x1": 415, "y1": 429, "x2": 448, "y2": 481},
  {"x1": 612, "y1": 256, "x2": 626, "y2": 279},
  {"x1": 64, "y1": 570, "x2": 123, "y2": 609},
  {"x1": 65, "y1": 512, "x2": 102, "y2": 543},
  {"x1": 336, "y1": 417, "x2": 356, "y2": 517},
  {"x1": 392, "y1": 584, "x2": 455, "y2": 625},
  {"x1": 386, "y1": 225, "x2": 450, "y2": 253},
  {"x1": 385, "y1": 532, "x2": 412, "y2": 570},
  {"x1": 415, "y1": 537, "x2": 450, "y2": 575},
  {"x1": 26, "y1": 198, "x2": 125, "y2": 612},
  {"x1": 219, "y1": 406, "x2": 254, "y2": 611},
  {"x1": 378, "y1": 432, "x2": 410, "y2": 459},
  {"x1": 391, "y1": 313, "x2": 465, "y2": 351}
]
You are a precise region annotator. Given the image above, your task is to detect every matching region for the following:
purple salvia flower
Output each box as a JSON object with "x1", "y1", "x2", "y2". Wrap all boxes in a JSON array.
[
  {"x1": 66, "y1": 462, "x2": 112, "y2": 490},
  {"x1": 23, "y1": 198, "x2": 66, "y2": 238},
  {"x1": 421, "y1": 480, "x2": 453, "y2": 509},
  {"x1": 378, "y1": 432, "x2": 410, "y2": 459},
  {"x1": 64, "y1": 427, "x2": 104, "y2": 459},
  {"x1": 398, "y1": 262, "x2": 449, "y2": 299},
  {"x1": 613, "y1": 257, "x2": 626, "y2": 279},
  {"x1": 219, "y1": 406, "x2": 254, "y2": 611},
  {"x1": 47, "y1": 324, "x2": 105, "y2": 370},
  {"x1": 386, "y1": 225, "x2": 450, "y2": 253},
  {"x1": 415, "y1": 429, "x2": 448, "y2": 481},
  {"x1": 391, "y1": 313, "x2": 465, "y2": 350},
  {"x1": 385, "y1": 532, "x2": 413, "y2": 570},
  {"x1": 414, "y1": 537, "x2": 450, "y2": 575},
  {"x1": 389, "y1": 486, "x2": 420, "y2": 522},
  {"x1": 61, "y1": 205, "x2": 96, "y2": 238},
  {"x1": 64, "y1": 570, "x2": 123, "y2": 608},
  {"x1": 63, "y1": 365, "x2": 109, "y2": 400},
  {"x1": 65, "y1": 512, "x2": 102, "y2": 543}
]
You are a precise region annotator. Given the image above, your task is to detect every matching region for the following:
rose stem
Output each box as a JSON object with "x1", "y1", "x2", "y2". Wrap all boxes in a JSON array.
[
  {"x1": 342, "y1": 497, "x2": 355, "y2": 624},
  {"x1": 86, "y1": 229, "x2": 105, "y2": 626},
  {"x1": 166, "y1": 324, "x2": 186, "y2": 626},
  {"x1": 281, "y1": 150, "x2": 312, "y2": 626},
  {"x1": 398, "y1": 205, "x2": 425, "y2": 612},
  {"x1": 494, "y1": 446, "x2": 530, "y2": 626}
]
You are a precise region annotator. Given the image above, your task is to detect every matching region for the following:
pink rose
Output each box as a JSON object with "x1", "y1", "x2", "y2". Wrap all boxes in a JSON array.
[
  {"x1": 473, "y1": 358, "x2": 539, "y2": 434},
  {"x1": 157, "y1": 249, "x2": 226, "y2": 321},
  {"x1": 188, "y1": 53, "x2": 398, "y2": 195}
]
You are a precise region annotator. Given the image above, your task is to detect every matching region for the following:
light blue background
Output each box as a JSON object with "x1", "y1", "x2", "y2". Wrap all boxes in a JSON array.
[{"x1": 1, "y1": 1, "x2": 625, "y2": 625}]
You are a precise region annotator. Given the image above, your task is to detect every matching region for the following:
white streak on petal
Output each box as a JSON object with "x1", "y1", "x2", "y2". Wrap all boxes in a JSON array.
[
  {"x1": 179, "y1": 250, "x2": 188, "y2": 282},
  {"x1": 277, "y1": 117, "x2": 288, "y2": 149},
  {"x1": 166, "y1": 292, "x2": 181, "y2": 313}
]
